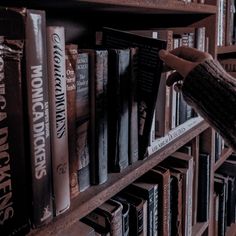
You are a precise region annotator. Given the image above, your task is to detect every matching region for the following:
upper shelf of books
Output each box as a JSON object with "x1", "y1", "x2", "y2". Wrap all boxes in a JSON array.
[
  {"x1": 3, "y1": 0, "x2": 217, "y2": 14},
  {"x1": 217, "y1": 45, "x2": 236, "y2": 54}
]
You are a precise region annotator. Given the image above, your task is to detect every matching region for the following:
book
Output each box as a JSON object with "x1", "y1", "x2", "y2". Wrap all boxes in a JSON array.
[
  {"x1": 107, "y1": 48, "x2": 130, "y2": 172},
  {"x1": 76, "y1": 52, "x2": 90, "y2": 192},
  {"x1": 127, "y1": 181, "x2": 156, "y2": 236},
  {"x1": 129, "y1": 47, "x2": 139, "y2": 164},
  {"x1": 118, "y1": 191, "x2": 147, "y2": 236},
  {"x1": 112, "y1": 196, "x2": 130, "y2": 236},
  {"x1": 84, "y1": 49, "x2": 108, "y2": 184},
  {"x1": 0, "y1": 38, "x2": 30, "y2": 236},
  {"x1": 197, "y1": 152, "x2": 211, "y2": 222},
  {"x1": 65, "y1": 44, "x2": 79, "y2": 198},
  {"x1": 47, "y1": 26, "x2": 70, "y2": 216},
  {"x1": 25, "y1": 9, "x2": 53, "y2": 227},
  {"x1": 81, "y1": 210, "x2": 111, "y2": 236},
  {"x1": 98, "y1": 199, "x2": 123, "y2": 236},
  {"x1": 151, "y1": 166, "x2": 171, "y2": 236},
  {"x1": 102, "y1": 27, "x2": 166, "y2": 159}
]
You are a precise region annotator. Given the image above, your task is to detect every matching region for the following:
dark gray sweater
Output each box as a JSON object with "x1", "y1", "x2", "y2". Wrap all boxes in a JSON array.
[{"x1": 182, "y1": 59, "x2": 236, "y2": 151}]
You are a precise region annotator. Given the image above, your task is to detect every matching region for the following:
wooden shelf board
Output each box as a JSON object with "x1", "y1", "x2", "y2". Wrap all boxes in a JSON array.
[
  {"x1": 4, "y1": 0, "x2": 216, "y2": 14},
  {"x1": 214, "y1": 147, "x2": 233, "y2": 171},
  {"x1": 28, "y1": 120, "x2": 208, "y2": 236},
  {"x1": 192, "y1": 222, "x2": 209, "y2": 236},
  {"x1": 217, "y1": 45, "x2": 236, "y2": 54}
]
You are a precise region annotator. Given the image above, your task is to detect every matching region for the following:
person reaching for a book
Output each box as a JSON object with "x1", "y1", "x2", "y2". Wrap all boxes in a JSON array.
[{"x1": 159, "y1": 46, "x2": 236, "y2": 151}]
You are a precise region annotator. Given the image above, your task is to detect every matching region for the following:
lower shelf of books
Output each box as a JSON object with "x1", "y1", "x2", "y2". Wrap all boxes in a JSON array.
[{"x1": 29, "y1": 118, "x2": 208, "y2": 236}]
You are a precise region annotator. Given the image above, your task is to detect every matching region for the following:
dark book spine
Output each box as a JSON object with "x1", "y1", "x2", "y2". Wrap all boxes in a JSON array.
[
  {"x1": 197, "y1": 153, "x2": 210, "y2": 221},
  {"x1": 25, "y1": 9, "x2": 53, "y2": 227},
  {"x1": 88, "y1": 50, "x2": 108, "y2": 185},
  {"x1": 129, "y1": 48, "x2": 139, "y2": 164},
  {"x1": 108, "y1": 49, "x2": 129, "y2": 172},
  {"x1": 76, "y1": 52, "x2": 90, "y2": 192},
  {"x1": 0, "y1": 39, "x2": 30, "y2": 236},
  {"x1": 65, "y1": 44, "x2": 79, "y2": 198}
]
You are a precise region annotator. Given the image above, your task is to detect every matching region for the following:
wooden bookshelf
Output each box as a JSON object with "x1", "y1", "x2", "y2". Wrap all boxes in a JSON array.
[
  {"x1": 217, "y1": 45, "x2": 236, "y2": 54},
  {"x1": 214, "y1": 147, "x2": 233, "y2": 171},
  {"x1": 6, "y1": 0, "x2": 217, "y2": 14},
  {"x1": 2, "y1": 1, "x2": 236, "y2": 236},
  {"x1": 29, "y1": 120, "x2": 209, "y2": 236}
]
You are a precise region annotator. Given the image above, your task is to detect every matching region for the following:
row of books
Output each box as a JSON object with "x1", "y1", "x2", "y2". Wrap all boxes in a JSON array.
[
  {"x1": 217, "y1": 0, "x2": 235, "y2": 46},
  {"x1": 214, "y1": 154, "x2": 236, "y2": 236},
  {"x1": 0, "y1": 6, "x2": 168, "y2": 235},
  {"x1": 78, "y1": 144, "x2": 215, "y2": 236}
]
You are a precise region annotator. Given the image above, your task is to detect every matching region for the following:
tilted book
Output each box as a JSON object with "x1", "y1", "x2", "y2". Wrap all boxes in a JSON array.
[
  {"x1": 65, "y1": 44, "x2": 79, "y2": 198},
  {"x1": 25, "y1": 9, "x2": 53, "y2": 227},
  {"x1": 47, "y1": 26, "x2": 70, "y2": 215},
  {"x1": 0, "y1": 38, "x2": 30, "y2": 236},
  {"x1": 102, "y1": 27, "x2": 166, "y2": 159}
]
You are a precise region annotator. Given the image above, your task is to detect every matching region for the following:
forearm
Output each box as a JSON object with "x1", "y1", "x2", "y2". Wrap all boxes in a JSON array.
[{"x1": 182, "y1": 59, "x2": 236, "y2": 151}]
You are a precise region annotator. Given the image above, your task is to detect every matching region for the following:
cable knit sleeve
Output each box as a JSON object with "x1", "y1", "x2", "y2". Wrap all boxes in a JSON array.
[{"x1": 182, "y1": 59, "x2": 236, "y2": 151}]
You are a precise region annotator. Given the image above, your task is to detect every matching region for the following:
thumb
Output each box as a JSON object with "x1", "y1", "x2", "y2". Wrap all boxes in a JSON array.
[{"x1": 159, "y1": 49, "x2": 196, "y2": 77}]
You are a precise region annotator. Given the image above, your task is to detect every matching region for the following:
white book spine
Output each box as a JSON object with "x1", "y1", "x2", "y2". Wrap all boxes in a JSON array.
[
  {"x1": 47, "y1": 26, "x2": 70, "y2": 215},
  {"x1": 148, "y1": 117, "x2": 203, "y2": 155}
]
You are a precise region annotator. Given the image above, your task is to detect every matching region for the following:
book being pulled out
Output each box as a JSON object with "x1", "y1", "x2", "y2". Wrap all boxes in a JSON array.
[{"x1": 102, "y1": 27, "x2": 166, "y2": 159}]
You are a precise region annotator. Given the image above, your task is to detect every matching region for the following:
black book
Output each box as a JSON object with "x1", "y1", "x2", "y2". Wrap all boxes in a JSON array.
[
  {"x1": 107, "y1": 48, "x2": 130, "y2": 172},
  {"x1": 102, "y1": 27, "x2": 166, "y2": 159},
  {"x1": 0, "y1": 38, "x2": 30, "y2": 236},
  {"x1": 197, "y1": 152, "x2": 211, "y2": 222}
]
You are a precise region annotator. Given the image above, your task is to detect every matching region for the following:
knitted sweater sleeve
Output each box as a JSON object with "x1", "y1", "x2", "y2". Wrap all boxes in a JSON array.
[{"x1": 182, "y1": 59, "x2": 236, "y2": 151}]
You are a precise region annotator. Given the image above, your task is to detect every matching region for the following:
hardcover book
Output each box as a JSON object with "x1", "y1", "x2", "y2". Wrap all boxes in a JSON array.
[
  {"x1": 47, "y1": 26, "x2": 70, "y2": 216},
  {"x1": 65, "y1": 44, "x2": 79, "y2": 198},
  {"x1": 76, "y1": 52, "x2": 90, "y2": 192},
  {"x1": 102, "y1": 27, "x2": 166, "y2": 159},
  {"x1": 0, "y1": 38, "x2": 30, "y2": 236},
  {"x1": 107, "y1": 48, "x2": 130, "y2": 172},
  {"x1": 83, "y1": 49, "x2": 108, "y2": 184},
  {"x1": 25, "y1": 9, "x2": 53, "y2": 227}
]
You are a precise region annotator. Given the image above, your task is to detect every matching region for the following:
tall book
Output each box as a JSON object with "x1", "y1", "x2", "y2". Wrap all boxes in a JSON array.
[
  {"x1": 47, "y1": 26, "x2": 70, "y2": 216},
  {"x1": 129, "y1": 47, "x2": 139, "y2": 164},
  {"x1": 0, "y1": 38, "x2": 30, "y2": 235},
  {"x1": 197, "y1": 152, "x2": 211, "y2": 222},
  {"x1": 102, "y1": 27, "x2": 166, "y2": 159},
  {"x1": 65, "y1": 44, "x2": 79, "y2": 198},
  {"x1": 127, "y1": 181, "x2": 156, "y2": 236},
  {"x1": 84, "y1": 49, "x2": 108, "y2": 185},
  {"x1": 76, "y1": 52, "x2": 90, "y2": 192},
  {"x1": 107, "y1": 48, "x2": 130, "y2": 172},
  {"x1": 25, "y1": 9, "x2": 53, "y2": 227}
]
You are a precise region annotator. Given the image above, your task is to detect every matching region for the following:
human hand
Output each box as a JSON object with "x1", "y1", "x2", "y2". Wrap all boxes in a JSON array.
[{"x1": 159, "y1": 46, "x2": 213, "y2": 86}]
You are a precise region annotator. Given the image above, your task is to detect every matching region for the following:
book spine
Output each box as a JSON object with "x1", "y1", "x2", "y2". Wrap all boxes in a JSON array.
[
  {"x1": 129, "y1": 48, "x2": 139, "y2": 164},
  {"x1": 89, "y1": 50, "x2": 108, "y2": 185},
  {"x1": 0, "y1": 39, "x2": 30, "y2": 235},
  {"x1": 76, "y1": 52, "x2": 90, "y2": 192},
  {"x1": 25, "y1": 9, "x2": 53, "y2": 227},
  {"x1": 47, "y1": 26, "x2": 70, "y2": 215},
  {"x1": 108, "y1": 49, "x2": 129, "y2": 172},
  {"x1": 65, "y1": 44, "x2": 79, "y2": 198}
]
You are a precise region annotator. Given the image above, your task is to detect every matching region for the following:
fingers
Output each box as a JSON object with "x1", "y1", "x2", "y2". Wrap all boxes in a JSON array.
[
  {"x1": 159, "y1": 49, "x2": 196, "y2": 77},
  {"x1": 166, "y1": 71, "x2": 183, "y2": 86},
  {"x1": 170, "y1": 46, "x2": 213, "y2": 62}
]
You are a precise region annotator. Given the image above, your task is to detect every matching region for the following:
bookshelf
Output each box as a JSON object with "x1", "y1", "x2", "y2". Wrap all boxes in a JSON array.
[{"x1": 1, "y1": 0, "x2": 236, "y2": 236}]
